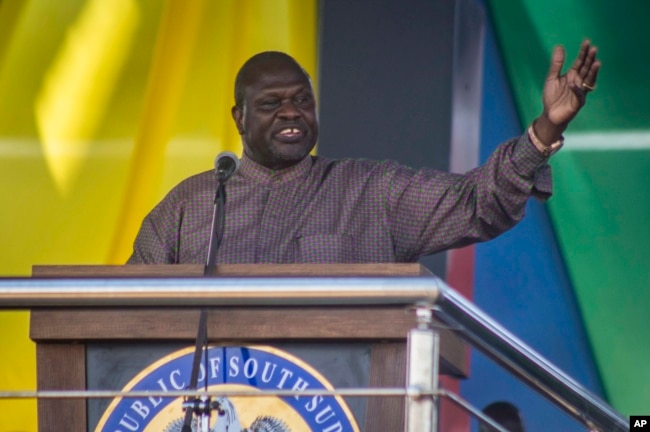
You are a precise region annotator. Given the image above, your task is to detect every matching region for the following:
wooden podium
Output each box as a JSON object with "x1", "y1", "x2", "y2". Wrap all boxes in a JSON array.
[{"x1": 29, "y1": 264, "x2": 467, "y2": 431}]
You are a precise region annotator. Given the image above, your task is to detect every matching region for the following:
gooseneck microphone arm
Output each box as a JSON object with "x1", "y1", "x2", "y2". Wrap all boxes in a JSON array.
[
  {"x1": 182, "y1": 151, "x2": 239, "y2": 432},
  {"x1": 204, "y1": 182, "x2": 226, "y2": 271}
]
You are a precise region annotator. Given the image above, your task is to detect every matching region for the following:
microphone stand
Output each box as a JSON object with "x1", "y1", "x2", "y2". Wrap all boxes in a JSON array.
[
  {"x1": 205, "y1": 180, "x2": 226, "y2": 273},
  {"x1": 180, "y1": 311, "x2": 208, "y2": 432},
  {"x1": 181, "y1": 177, "x2": 228, "y2": 432}
]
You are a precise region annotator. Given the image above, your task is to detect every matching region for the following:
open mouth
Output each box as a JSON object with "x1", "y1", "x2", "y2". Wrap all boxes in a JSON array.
[{"x1": 274, "y1": 127, "x2": 305, "y2": 143}]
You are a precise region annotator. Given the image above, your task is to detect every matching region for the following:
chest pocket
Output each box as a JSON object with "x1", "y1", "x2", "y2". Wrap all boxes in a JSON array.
[{"x1": 297, "y1": 234, "x2": 357, "y2": 263}]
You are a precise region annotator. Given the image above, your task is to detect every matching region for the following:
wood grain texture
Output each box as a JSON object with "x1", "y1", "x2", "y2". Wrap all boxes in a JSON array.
[
  {"x1": 32, "y1": 263, "x2": 433, "y2": 277},
  {"x1": 365, "y1": 342, "x2": 407, "y2": 431},
  {"x1": 30, "y1": 308, "x2": 466, "y2": 377},
  {"x1": 36, "y1": 343, "x2": 86, "y2": 432}
]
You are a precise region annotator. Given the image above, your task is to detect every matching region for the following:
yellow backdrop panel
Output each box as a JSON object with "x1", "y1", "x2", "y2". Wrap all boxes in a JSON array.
[{"x1": 0, "y1": 0, "x2": 317, "y2": 429}]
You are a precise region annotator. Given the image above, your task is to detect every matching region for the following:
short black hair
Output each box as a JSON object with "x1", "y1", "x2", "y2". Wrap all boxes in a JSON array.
[{"x1": 234, "y1": 51, "x2": 311, "y2": 109}]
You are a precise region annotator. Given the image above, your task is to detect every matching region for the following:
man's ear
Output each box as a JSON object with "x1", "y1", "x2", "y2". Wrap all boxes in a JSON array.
[{"x1": 231, "y1": 105, "x2": 244, "y2": 135}]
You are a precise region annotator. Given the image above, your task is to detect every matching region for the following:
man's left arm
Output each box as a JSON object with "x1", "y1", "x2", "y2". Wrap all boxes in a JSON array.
[
  {"x1": 386, "y1": 133, "x2": 550, "y2": 261},
  {"x1": 387, "y1": 40, "x2": 600, "y2": 260}
]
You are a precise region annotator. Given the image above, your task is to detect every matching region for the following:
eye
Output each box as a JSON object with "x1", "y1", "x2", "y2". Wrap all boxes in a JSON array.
[
  {"x1": 294, "y1": 94, "x2": 313, "y2": 106},
  {"x1": 259, "y1": 99, "x2": 280, "y2": 110}
]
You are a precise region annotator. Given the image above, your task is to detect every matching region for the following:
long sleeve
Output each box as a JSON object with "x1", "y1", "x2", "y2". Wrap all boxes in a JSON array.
[
  {"x1": 127, "y1": 192, "x2": 181, "y2": 264},
  {"x1": 386, "y1": 132, "x2": 551, "y2": 261}
]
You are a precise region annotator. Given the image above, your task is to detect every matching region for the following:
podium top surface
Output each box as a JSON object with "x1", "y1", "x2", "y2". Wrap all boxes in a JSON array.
[{"x1": 32, "y1": 263, "x2": 434, "y2": 277}]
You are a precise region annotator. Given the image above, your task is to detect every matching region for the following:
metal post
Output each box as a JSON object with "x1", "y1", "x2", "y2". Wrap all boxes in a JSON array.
[
  {"x1": 200, "y1": 395, "x2": 210, "y2": 432},
  {"x1": 405, "y1": 303, "x2": 440, "y2": 432}
]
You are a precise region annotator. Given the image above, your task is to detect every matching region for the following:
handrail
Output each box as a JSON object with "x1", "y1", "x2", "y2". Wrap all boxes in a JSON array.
[
  {"x1": 0, "y1": 275, "x2": 630, "y2": 431},
  {"x1": 0, "y1": 276, "x2": 441, "y2": 307},
  {"x1": 433, "y1": 281, "x2": 629, "y2": 432}
]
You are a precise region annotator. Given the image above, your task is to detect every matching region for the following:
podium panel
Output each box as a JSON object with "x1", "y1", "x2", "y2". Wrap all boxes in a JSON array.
[{"x1": 29, "y1": 264, "x2": 467, "y2": 431}]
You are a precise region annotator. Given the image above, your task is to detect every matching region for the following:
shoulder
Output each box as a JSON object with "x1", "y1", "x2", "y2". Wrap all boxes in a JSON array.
[
  {"x1": 156, "y1": 170, "x2": 215, "y2": 208},
  {"x1": 168, "y1": 170, "x2": 215, "y2": 194}
]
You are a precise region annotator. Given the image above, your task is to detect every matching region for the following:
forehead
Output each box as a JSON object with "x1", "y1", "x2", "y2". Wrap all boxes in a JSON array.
[{"x1": 242, "y1": 60, "x2": 312, "y2": 96}]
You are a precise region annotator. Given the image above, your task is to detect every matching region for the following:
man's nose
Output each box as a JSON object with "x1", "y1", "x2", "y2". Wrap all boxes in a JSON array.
[{"x1": 277, "y1": 101, "x2": 301, "y2": 119}]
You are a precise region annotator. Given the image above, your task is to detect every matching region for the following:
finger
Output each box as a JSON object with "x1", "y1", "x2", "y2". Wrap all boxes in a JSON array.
[
  {"x1": 579, "y1": 46, "x2": 598, "y2": 78},
  {"x1": 570, "y1": 40, "x2": 591, "y2": 72},
  {"x1": 583, "y1": 60, "x2": 601, "y2": 88},
  {"x1": 546, "y1": 45, "x2": 566, "y2": 80}
]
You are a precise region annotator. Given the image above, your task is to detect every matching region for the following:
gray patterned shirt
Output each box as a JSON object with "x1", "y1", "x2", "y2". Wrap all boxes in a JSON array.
[{"x1": 128, "y1": 133, "x2": 551, "y2": 264}]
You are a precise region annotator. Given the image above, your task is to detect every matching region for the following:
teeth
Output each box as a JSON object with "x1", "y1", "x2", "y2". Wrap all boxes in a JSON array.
[{"x1": 280, "y1": 128, "x2": 300, "y2": 135}]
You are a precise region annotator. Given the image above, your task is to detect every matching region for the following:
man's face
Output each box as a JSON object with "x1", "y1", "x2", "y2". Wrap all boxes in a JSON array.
[{"x1": 232, "y1": 59, "x2": 318, "y2": 170}]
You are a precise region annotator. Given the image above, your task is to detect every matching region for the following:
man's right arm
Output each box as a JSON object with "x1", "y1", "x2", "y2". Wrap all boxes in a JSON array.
[{"x1": 126, "y1": 194, "x2": 181, "y2": 264}]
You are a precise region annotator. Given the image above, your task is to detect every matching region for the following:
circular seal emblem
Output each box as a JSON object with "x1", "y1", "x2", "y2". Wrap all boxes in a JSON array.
[{"x1": 95, "y1": 345, "x2": 360, "y2": 432}]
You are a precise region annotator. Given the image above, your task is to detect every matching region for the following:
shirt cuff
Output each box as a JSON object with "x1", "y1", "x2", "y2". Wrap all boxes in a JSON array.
[{"x1": 528, "y1": 125, "x2": 564, "y2": 157}]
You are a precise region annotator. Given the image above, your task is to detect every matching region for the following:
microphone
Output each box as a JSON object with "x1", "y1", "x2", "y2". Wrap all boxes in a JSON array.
[{"x1": 215, "y1": 151, "x2": 239, "y2": 182}]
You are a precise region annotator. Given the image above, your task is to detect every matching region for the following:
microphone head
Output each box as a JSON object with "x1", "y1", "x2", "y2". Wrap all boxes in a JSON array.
[{"x1": 215, "y1": 151, "x2": 240, "y2": 181}]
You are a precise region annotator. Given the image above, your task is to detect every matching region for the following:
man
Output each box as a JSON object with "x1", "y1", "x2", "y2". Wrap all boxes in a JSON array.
[{"x1": 127, "y1": 41, "x2": 600, "y2": 264}]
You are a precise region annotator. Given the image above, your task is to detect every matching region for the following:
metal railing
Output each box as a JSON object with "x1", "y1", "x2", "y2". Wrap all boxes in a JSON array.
[
  {"x1": 432, "y1": 282, "x2": 629, "y2": 432},
  {"x1": 0, "y1": 275, "x2": 630, "y2": 431}
]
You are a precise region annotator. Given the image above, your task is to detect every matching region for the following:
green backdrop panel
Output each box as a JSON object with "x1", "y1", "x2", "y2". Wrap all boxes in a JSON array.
[
  {"x1": 550, "y1": 149, "x2": 650, "y2": 411},
  {"x1": 488, "y1": 0, "x2": 650, "y2": 414}
]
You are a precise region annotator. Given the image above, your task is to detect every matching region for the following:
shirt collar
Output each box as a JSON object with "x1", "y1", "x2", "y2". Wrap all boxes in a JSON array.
[{"x1": 237, "y1": 153, "x2": 313, "y2": 184}]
